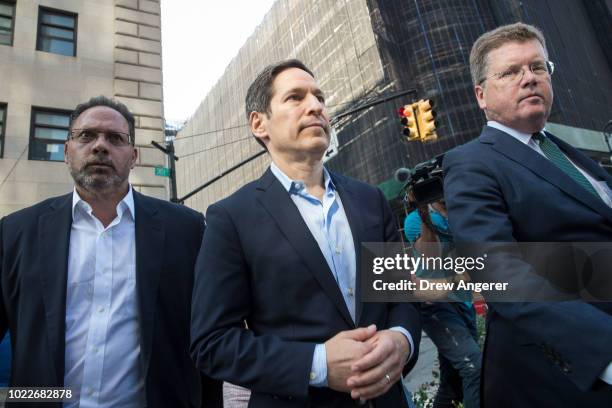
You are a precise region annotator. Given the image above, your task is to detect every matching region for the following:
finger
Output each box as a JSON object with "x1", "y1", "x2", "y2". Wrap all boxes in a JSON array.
[
  {"x1": 341, "y1": 324, "x2": 376, "y2": 341},
  {"x1": 346, "y1": 355, "x2": 401, "y2": 389},
  {"x1": 350, "y1": 371, "x2": 398, "y2": 400},
  {"x1": 351, "y1": 337, "x2": 392, "y2": 372}
]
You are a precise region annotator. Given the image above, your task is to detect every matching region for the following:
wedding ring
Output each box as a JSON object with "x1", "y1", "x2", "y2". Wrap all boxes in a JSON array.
[{"x1": 385, "y1": 373, "x2": 391, "y2": 384}]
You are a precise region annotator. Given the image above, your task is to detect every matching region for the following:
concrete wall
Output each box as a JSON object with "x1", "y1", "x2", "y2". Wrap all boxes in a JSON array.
[{"x1": 0, "y1": 0, "x2": 167, "y2": 216}]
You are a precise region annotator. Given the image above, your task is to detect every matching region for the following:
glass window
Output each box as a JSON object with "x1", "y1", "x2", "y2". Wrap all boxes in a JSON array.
[
  {"x1": 0, "y1": 1, "x2": 15, "y2": 46},
  {"x1": 29, "y1": 108, "x2": 71, "y2": 162},
  {"x1": 0, "y1": 104, "x2": 5, "y2": 158},
  {"x1": 37, "y1": 7, "x2": 77, "y2": 56}
]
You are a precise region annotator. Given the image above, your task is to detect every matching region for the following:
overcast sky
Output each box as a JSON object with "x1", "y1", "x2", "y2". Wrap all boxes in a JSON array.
[{"x1": 161, "y1": 0, "x2": 277, "y2": 124}]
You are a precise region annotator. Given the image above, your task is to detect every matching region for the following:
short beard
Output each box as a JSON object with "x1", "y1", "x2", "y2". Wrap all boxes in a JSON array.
[
  {"x1": 68, "y1": 159, "x2": 124, "y2": 196},
  {"x1": 71, "y1": 169, "x2": 122, "y2": 194}
]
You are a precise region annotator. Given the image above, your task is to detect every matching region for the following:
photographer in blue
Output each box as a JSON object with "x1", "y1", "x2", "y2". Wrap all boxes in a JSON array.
[{"x1": 404, "y1": 196, "x2": 482, "y2": 408}]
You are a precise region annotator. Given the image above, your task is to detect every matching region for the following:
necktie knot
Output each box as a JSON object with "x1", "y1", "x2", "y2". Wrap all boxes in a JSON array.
[{"x1": 532, "y1": 131, "x2": 545, "y2": 144}]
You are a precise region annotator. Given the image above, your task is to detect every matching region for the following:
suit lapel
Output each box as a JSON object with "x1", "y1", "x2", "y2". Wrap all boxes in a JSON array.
[
  {"x1": 133, "y1": 192, "x2": 164, "y2": 377},
  {"x1": 483, "y1": 127, "x2": 612, "y2": 222},
  {"x1": 38, "y1": 193, "x2": 72, "y2": 383},
  {"x1": 332, "y1": 174, "x2": 367, "y2": 325},
  {"x1": 256, "y1": 169, "x2": 355, "y2": 327}
]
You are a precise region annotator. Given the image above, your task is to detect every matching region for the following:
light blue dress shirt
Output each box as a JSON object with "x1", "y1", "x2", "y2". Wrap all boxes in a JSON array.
[{"x1": 270, "y1": 163, "x2": 413, "y2": 387}]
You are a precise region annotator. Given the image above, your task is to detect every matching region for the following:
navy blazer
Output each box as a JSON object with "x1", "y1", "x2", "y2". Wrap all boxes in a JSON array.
[
  {"x1": 191, "y1": 168, "x2": 421, "y2": 408},
  {"x1": 0, "y1": 191, "x2": 221, "y2": 407},
  {"x1": 443, "y1": 126, "x2": 612, "y2": 407}
]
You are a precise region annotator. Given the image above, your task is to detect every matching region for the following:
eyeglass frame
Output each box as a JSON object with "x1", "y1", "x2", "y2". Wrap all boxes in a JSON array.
[
  {"x1": 69, "y1": 128, "x2": 134, "y2": 146},
  {"x1": 478, "y1": 60, "x2": 555, "y2": 85}
]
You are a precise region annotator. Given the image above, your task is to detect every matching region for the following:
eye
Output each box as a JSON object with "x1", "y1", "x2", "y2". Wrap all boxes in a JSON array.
[
  {"x1": 531, "y1": 63, "x2": 547, "y2": 74},
  {"x1": 499, "y1": 67, "x2": 518, "y2": 79},
  {"x1": 286, "y1": 94, "x2": 300, "y2": 101},
  {"x1": 316, "y1": 94, "x2": 326, "y2": 103},
  {"x1": 77, "y1": 130, "x2": 97, "y2": 142},
  {"x1": 107, "y1": 132, "x2": 126, "y2": 145}
]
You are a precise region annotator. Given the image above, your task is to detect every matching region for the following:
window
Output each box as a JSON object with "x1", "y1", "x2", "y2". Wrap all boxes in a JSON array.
[
  {"x1": 0, "y1": 104, "x2": 6, "y2": 158},
  {"x1": 36, "y1": 7, "x2": 77, "y2": 56},
  {"x1": 0, "y1": 1, "x2": 15, "y2": 46},
  {"x1": 29, "y1": 108, "x2": 71, "y2": 162}
]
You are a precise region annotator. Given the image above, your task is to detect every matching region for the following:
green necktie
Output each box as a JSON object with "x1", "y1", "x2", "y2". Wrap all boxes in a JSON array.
[{"x1": 532, "y1": 132, "x2": 599, "y2": 197}]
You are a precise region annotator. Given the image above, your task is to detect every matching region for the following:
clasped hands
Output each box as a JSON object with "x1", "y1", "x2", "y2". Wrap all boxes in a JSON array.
[{"x1": 325, "y1": 324, "x2": 410, "y2": 400}]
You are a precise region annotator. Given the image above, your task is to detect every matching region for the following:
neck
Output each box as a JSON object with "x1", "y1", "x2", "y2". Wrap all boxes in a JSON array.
[
  {"x1": 271, "y1": 153, "x2": 325, "y2": 187},
  {"x1": 76, "y1": 184, "x2": 129, "y2": 227}
]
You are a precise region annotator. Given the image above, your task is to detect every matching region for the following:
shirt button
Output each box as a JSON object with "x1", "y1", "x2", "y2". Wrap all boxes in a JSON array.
[
  {"x1": 309, "y1": 372, "x2": 316, "y2": 381},
  {"x1": 98, "y1": 307, "x2": 105, "y2": 313},
  {"x1": 92, "y1": 346, "x2": 99, "y2": 353},
  {"x1": 335, "y1": 246, "x2": 341, "y2": 254},
  {"x1": 348, "y1": 288, "x2": 354, "y2": 297},
  {"x1": 86, "y1": 387, "x2": 93, "y2": 396}
]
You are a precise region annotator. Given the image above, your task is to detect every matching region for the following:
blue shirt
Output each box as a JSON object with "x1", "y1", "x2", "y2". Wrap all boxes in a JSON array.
[
  {"x1": 270, "y1": 163, "x2": 413, "y2": 387},
  {"x1": 404, "y1": 208, "x2": 471, "y2": 303}
]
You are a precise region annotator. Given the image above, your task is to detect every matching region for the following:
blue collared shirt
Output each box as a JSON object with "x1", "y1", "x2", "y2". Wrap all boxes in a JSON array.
[{"x1": 270, "y1": 163, "x2": 413, "y2": 387}]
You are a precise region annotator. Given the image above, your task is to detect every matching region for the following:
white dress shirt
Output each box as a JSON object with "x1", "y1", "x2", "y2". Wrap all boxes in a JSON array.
[
  {"x1": 488, "y1": 121, "x2": 612, "y2": 384},
  {"x1": 64, "y1": 186, "x2": 145, "y2": 407}
]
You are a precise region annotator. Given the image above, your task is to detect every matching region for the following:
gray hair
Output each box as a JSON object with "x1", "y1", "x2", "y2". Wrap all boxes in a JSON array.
[
  {"x1": 245, "y1": 59, "x2": 315, "y2": 148},
  {"x1": 470, "y1": 22, "x2": 547, "y2": 86},
  {"x1": 70, "y1": 95, "x2": 135, "y2": 144}
]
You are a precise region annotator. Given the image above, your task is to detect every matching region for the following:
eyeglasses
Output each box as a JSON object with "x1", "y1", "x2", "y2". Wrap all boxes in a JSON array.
[
  {"x1": 480, "y1": 60, "x2": 555, "y2": 85},
  {"x1": 70, "y1": 128, "x2": 132, "y2": 146}
]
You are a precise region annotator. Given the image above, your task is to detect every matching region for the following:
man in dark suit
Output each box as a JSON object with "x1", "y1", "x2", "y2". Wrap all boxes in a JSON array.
[
  {"x1": 191, "y1": 59, "x2": 421, "y2": 407},
  {"x1": 443, "y1": 23, "x2": 612, "y2": 407},
  {"x1": 0, "y1": 96, "x2": 221, "y2": 407}
]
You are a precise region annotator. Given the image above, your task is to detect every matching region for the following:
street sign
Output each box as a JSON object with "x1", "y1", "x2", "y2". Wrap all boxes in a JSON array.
[{"x1": 154, "y1": 166, "x2": 170, "y2": 177}]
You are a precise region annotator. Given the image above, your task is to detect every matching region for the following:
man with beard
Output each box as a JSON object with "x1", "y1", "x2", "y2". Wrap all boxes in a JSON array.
[{"x1": 0, "y1": 96, "x2": 221, "y2": 407}]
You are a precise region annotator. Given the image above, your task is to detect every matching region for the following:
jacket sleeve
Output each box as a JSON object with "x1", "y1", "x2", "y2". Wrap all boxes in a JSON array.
[
  {"x1": 443, "y1": 148, "x2": 612, "y2": 391},
  {"x1": 190, "y1": 203, "x2": 315, "y2": 398}
]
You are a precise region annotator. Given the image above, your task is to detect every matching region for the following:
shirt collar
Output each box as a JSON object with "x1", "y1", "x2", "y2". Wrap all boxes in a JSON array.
[
  {"x1": 486, "y1": 120, "x2": 542, "y2": 145},
  {"x1": 269, "y1": 161, "x2": 335, "y2": 195},
  {"x1": 72, "y1": 184, "x2": 135, "y2": 221}
]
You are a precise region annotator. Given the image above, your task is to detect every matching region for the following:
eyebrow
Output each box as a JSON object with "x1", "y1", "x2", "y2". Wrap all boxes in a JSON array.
[{"x1": 281, "y1": 87, "x2": 325, "y2": 98}]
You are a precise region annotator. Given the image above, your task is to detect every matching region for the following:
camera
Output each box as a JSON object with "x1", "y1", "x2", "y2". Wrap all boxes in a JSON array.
[{"x1": 395, "y1": 154, "x2": 444, "y2": 206}]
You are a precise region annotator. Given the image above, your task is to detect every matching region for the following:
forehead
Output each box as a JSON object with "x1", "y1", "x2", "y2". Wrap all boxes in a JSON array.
[
  {"x1": 487, "y1": 39, "x2": 547, "y2": 68},
  {"x1": 271, "y1": 67, "x2": 320, "y2": 97},
  {"x1": 73, "y1": 106, "x2": 129, "y2": 131}
]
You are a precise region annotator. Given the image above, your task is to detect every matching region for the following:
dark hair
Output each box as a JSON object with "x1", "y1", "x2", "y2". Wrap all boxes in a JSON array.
[
  {"x1": 245, "y1": 59, "x2": 314, "y2": 148},
  {"x1": 69, "y1": 96, "x2": 136, "y2": 144}
]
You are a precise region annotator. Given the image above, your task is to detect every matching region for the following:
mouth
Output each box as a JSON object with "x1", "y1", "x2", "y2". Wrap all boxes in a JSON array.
[
  {"x1": 520, "y1": 93, "x2": 543, "y2": 102},
  {"x1": 86, "y1": 162, "x2": 114, "y2": 170},
  {"x1": 301, "y1": 122, "x2": 329, "y2": 133}
]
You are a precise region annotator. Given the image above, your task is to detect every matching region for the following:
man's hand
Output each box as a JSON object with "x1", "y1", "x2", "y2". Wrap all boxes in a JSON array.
[
  {"x1": 346, "y1": 330, "x2": 410, "y2": 400},
  {"x1": 325, "y1": 324, "x2": 377, "y2": 392}
]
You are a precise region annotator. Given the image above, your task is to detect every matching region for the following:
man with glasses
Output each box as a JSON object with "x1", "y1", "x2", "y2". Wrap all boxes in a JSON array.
[
  {"x1": 443, "y1": 23, "x2": 612, "y2": 407},
  {"x1": 0, "y1": 96, "x2": 221, "y2": 407}
]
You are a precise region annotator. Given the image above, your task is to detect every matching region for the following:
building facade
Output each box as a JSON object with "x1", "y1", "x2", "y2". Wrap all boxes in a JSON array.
[
  {"x1": 0, "y1": 0, "x2": 167, "y2": 216},
  {"x1": 176, "y1": 0, "x2": 612, "y2": 212}
]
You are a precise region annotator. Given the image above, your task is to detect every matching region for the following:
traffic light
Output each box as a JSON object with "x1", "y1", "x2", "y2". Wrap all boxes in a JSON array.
[
  {"x1": 399, "y1": 104, "x2": 419, "y2": 140},
  {"x1": 416, "y1": 99, "x2": 437, "y2": 141}
]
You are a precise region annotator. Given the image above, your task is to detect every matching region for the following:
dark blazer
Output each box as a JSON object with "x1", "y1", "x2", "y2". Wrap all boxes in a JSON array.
[
  {"x1": 191, "y1": 168, "x2": 421, "y2": 408},
  {"x1": 443, "y1": 125, "x2": 612, "y2": 407},
  {"x1": 0, "y1": 191, "x2": 221, "y2": 407}
]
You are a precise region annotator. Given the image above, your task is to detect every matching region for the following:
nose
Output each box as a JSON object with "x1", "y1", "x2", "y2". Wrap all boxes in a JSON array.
[
  {"x1": 520, "y1": 66, "x2": 538, "y2": 86},
  {"x1": 90, "y1": 133, "x2": 111, "y2": 153},
  {"x1": 305, "y1": 93, "x2": 325, "y2": 115}
]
